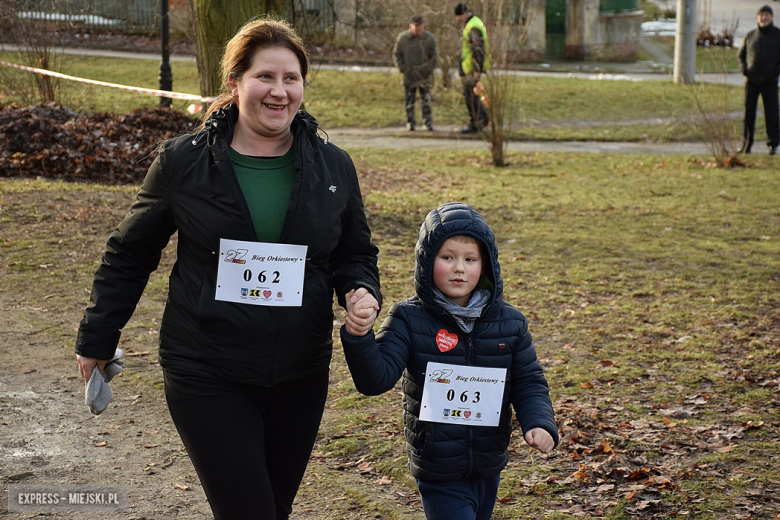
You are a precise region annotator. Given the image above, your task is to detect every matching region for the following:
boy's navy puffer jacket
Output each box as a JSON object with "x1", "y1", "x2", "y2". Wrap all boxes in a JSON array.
[{"x1": 341, "y1": 202, "x2": 557, "y2": 482}]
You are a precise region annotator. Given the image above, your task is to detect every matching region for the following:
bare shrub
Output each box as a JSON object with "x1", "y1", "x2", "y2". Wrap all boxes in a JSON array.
[
  {"x1": 0, "y1": 0, "x2": 66, "y2": 104},
  {"x1": 480, "y1": 0, "x2": 532, "y2": 166},
  {"x1": 687, "y1": 51, "x2": 741, "y2": 167},
  {"x1": 697, "y1": 15, "x2": 738, "y2": 48}
]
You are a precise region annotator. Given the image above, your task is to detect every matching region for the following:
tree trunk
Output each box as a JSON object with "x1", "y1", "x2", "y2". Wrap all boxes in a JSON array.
[
  {"x1": 190, "y1": 0, "x2": 268, "y2": 98},
  {"x1": 490, "y1": 133, "x2": 504, "y2": 166},
  {"x1": 674, "y1": 0, "x2": 698, "y2": 84}
]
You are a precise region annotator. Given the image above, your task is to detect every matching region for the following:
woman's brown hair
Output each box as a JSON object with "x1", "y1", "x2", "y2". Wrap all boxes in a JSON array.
[{"x1": 201, "y1": 17, "x2": 309, "y2": 125}]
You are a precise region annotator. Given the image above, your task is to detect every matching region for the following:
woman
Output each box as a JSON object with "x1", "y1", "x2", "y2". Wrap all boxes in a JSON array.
[{"x1": 76, "y1": 18, "x2": 381, "y2": 519}]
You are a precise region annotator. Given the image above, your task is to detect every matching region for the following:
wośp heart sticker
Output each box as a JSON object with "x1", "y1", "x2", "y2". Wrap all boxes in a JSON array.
[{"x1": 436, "y1": 329, "x2": 458, "y2": 353}]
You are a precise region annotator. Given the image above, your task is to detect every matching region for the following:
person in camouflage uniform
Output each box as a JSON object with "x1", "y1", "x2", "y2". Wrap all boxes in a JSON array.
[{"x1": 394, "y1": 15, "x2": 439, "y2": 131}]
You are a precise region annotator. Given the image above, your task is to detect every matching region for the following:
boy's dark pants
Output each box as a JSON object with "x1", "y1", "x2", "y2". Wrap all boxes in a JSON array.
[
  {"x1": 742, "y1": 79, "x2": 780, "y2": 150},
  {"x1": 416, "y1": 474, "x2": 501, "y2": 520},
  {"x1": 404, "y1": 85, "x2": 433, "y2": 128}
]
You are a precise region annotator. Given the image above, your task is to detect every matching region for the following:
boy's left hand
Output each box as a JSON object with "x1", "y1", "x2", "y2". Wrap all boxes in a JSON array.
[
  {"x1": 525, "y1": 428, "x2": 554, "y2": 454},
  {"x1": 344, "y1": 288, "x2": 379, "y2": 337}
]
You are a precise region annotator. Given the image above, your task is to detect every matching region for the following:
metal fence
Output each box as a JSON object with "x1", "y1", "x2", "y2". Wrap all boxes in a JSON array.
[
  {"x1": 599, "y1": 0, "x2": 637, "y2": 13},
  {"x1": 293, "y1": 0, "x2": 334, "y2": 34},
  {"x1": 16, "y1": 0, "x2": 337, "y2": 34},
  {"x1": 16, "y1": 0, "x2": 160, "y2": 32}
]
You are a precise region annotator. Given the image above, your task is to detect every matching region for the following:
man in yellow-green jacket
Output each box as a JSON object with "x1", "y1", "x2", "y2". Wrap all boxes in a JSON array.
[{"x1": 455, "y1": 2, "x2": 490, "y2": 133}]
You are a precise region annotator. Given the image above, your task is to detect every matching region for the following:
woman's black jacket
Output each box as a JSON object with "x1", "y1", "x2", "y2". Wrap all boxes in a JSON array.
[{"x1": 76, "y1": 106, "x2": 381, "y2": 385}]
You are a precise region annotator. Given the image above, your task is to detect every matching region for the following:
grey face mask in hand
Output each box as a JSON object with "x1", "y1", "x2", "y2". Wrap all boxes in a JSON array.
[{"x1": 84, "y1": 348, "x2": 124, "y2": 415}]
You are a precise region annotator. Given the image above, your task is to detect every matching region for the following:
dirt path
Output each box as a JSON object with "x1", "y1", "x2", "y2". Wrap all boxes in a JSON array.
[
  {"x1": 0, "y1": 291, "x2": 424, "y2": 520},
  {"x1": 0, "y1": 189, "x2": 424, "y2": 520}
]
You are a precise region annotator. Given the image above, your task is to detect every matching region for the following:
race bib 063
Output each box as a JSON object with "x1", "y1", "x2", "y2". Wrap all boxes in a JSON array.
[{"x1": 419, "y1": 362, "x2": 507, "y2": 427}]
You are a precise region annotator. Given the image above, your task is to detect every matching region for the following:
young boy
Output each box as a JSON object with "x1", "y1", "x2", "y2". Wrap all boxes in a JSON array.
[{"x1": 341, "y1": 202, "x2": 557, "y2": 520}]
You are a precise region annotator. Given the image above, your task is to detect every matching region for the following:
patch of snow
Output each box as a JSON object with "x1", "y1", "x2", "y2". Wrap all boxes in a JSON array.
[
  {"x1": 588, "y1": 73, "x2": 645, "y2": 82},
  {"x1": 17, "y1": 11, "x2": 125, "y2": 26},
  {"x1": 642, "y1": 20, "x2": 677, "y2": 36}
]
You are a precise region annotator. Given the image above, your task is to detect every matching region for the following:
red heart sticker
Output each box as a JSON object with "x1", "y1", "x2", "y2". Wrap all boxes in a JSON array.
[
  {"x1": 436, "y1": 329, "x2": 458, "y2": 353},
  {"x1": 464, "y1": 411, "x2": 471, "y2": 418},
  {"x1": 263, "y1": 290, "x2": 272, "y2": 298}
]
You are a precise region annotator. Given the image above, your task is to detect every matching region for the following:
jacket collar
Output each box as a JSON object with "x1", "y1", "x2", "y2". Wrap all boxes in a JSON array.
[{"x1": 205, "y1": 103, "x2": 322, "y2": 153}]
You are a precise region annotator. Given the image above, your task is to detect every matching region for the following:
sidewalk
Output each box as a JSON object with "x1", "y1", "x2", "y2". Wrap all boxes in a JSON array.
[{"x1": 325, "y1": 126, "x2": 713, "y2": 154}]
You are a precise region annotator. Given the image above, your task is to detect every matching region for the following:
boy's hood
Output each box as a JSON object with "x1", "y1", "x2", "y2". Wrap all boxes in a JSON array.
[{"x1": 414, "y1": 202, "x2": 503, "y2": 316}]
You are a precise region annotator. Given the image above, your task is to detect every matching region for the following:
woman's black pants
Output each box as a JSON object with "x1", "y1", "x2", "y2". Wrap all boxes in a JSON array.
[{"x1": 163, "y1": 367, "x2": 329, "y2": 519}]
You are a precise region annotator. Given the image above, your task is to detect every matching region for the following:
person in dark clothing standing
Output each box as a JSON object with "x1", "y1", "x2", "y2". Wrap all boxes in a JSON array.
[
  {"x1": 75, "y1": 18, "x2": 381, "y2": 520},
  {"x1": 739, "y1": 4, "x2": 780, "y2": 155},
  {"x1": 394, "y1": 15, "x2": 439, "y2": 131},
  {"x1": 341, "y1": 202, "x2": 557, "y2": 520},
  {"x1": 455, "y1": 3, "x2": 491, "y2": 133}
]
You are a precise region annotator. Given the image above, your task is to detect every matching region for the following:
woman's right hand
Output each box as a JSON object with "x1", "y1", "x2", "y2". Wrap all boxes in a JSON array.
[{"x1": 77, "y1": 355, "x2": 107, "y2": 382}]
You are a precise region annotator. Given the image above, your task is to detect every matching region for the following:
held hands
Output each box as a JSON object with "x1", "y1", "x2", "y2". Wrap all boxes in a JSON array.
[
  {"x1": 344, "y1": 288, "x2": 379, "y2": 337},
  {"x1": 525, "y1": 428, "x2": 555, "y2": 454}
]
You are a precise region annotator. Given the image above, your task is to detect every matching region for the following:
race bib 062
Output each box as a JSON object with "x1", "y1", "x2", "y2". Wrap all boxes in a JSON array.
[{"x1": 215, "y1": 238, "x2": 307, "y2": 307}]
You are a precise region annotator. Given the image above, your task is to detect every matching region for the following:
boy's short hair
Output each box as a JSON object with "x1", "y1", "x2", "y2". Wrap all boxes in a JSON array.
[{"x1": 445, "y1": 234, "x2": 488, "y2": 262}]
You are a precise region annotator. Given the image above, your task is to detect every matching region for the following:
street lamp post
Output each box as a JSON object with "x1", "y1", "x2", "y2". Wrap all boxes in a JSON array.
[{"x1": 159, "y1": 0, "x2": 172, "y2": 107}]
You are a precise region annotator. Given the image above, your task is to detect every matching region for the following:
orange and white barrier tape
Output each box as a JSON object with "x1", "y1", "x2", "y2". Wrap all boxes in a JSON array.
[{"x1": 0, "y1": 59, "x2": 216, "y2": 105}]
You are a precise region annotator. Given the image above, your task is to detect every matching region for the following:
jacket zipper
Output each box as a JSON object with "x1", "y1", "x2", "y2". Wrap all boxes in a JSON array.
[
  {"x1": 280, "y1": 121, "x2": 308, "y2": 242},
  {"x1": 467, "y1": 333, "x2": 476, "y2": 475},
  {"x1": 209, "y1": 120, "x2": 257, "y2": 242}
]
